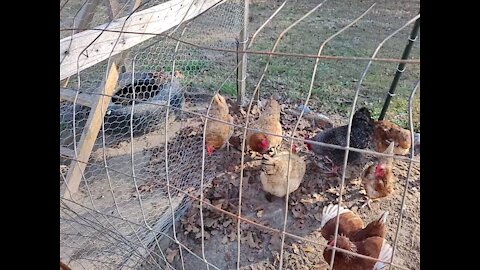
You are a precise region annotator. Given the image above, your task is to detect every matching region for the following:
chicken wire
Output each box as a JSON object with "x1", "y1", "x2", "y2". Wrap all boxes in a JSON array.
[
  {"x1": 61, "y1": 0, "x2": 244, "y2": 268},
  {"x1": 60, "y1": 0, "x2": 420, "y2": 269}
]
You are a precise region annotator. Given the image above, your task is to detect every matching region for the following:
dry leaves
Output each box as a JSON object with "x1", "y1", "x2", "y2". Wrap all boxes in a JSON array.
[
  {"x1": 268, "y1": 233, "x2": 282, "y2": 251},
  {"x1": 166, "y1": 248, "x2": 179, "y2": 263},
  {"x1": 241, "y1": 231, "x2": 261, "y2": 249}
]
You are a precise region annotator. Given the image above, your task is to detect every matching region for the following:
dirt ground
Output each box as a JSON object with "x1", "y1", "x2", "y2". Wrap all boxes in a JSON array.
[
  {"x1": 163, "y1": 1, "x2": 421, "y2": 269},
  {"x1": 60, "y1": 0, "x2": 420, "y2": 269},
  {"x1": 163, "y1": 98, "x2": 420, "y2": 270}
]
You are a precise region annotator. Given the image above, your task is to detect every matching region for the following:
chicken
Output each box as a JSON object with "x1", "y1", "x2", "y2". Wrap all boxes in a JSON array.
[
  {"x1": 320, "y1": 204, "x2": 392, "y2": 270},
  {"x1": 361, "y1": 141, "x2": 396, "y2": 209},
  {"x1": 323, "y1": 235, "x2": 393, "y2": 270},
  {"x1": 247, "y1": 98, "x2": 283, "y2": 155},
  {"x1": 320, "y1": 204, "x2": 388, "y2": 242},
  {"x1": 259, "y1": 145, "x2": 306, "y2": 202},
  {"x1": 305, "y1": 107, "x2": 374, "y2": 175},
  {"x1": 373, "y1": 120, "x2": 412, "y2": 155},
  {"x1": 205, "y1": 93, "x2": 234, "y2": 156}
]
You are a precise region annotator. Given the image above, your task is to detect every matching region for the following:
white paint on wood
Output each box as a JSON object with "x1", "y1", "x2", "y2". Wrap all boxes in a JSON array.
[{"x1": 60, "y1": 0, "x2": 223, "y2": 80}]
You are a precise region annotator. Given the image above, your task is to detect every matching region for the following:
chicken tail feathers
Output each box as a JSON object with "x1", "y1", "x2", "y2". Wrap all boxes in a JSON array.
[
  {"x1": 320, "y1": 204, "x2": 350, "y2": 229},
  {"x1": 378, "y1": 211, "x2": 389, "y2": 224},
  {"x1": 373, "y1": 240, "x2": 393, "y2": 270}
]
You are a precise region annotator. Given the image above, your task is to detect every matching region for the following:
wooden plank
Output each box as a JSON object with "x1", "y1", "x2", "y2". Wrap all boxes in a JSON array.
[
  {"x1": 60, "y1": 0, "x2": 101, "y2": 87},
  {"x1": 60, "y1": 146, "x2": 75, "y2": 158},
  {"x1": 105, "y1": 0, "x2": 143, "y2": 73},
  {"x1": 60, "y1": 87, "x2": 95, "y2": 107},
  {"x1": 60, "y1": 0, "x2": 223, "y2": 80},
  {"x1": 63, "y1": 63, "x2": 119, "y2": 199}
]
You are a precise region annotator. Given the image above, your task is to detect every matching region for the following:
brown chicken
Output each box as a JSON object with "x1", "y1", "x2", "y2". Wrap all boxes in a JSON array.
[
  {"x1": 205, "y1": 93, "x2": 234, "y2": 156},
  {"x1": 323, "y1": 235, "x2": 393, "y2": 270},
  {"x1": 373, "y1": 120, "x2": 411, "y2": 155},
  {"x1": 259, "y1": 145, "x2": 306, "y2": 202},
  {"x1": 320, "y1": 204, "x2": 388, "y2": 242},
  {"x1": 247, "y1": 98, "x2": 283, "y2": 155},
  {"x1": 361, "y1": 141, "x2": 396, "y2": 208}
]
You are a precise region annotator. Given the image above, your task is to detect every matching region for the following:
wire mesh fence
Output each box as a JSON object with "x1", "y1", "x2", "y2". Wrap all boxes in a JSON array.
[{"x1": 60, "y1": 0, "x2": 420, "y2": 269}]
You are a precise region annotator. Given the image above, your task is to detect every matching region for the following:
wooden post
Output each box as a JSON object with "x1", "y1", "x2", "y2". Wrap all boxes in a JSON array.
[
  {"x1": 237, "y1": 0, "x2": 248, "y2": 106},
  {"x1": 63, "y1": 63, "x2": 119, "y2": 199},
  {"x1": 105, "y1": 0, "x2": 122, "y2": 19}
]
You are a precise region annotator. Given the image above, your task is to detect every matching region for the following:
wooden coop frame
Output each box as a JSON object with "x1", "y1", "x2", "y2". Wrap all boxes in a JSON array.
[{"x1": 60, "y1": 0, "x2": 249, "y2": 199}]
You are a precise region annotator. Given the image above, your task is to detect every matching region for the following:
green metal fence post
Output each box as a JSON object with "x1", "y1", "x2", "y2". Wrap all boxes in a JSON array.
[{"x1": 378, "y1": 16, "x2": 420, "y2": 120}]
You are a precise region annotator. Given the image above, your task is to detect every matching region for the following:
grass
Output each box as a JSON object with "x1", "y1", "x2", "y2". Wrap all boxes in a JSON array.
[
  {"x1": 219, "y1": 82, "x2": 237, "y2": 97},
  {"x1": 62, "y1": 0, "x2": 420, "y2": 132},
  {"x1": 240, "y1": 1, "x2": 420, "y2": 132},
  {"x1": 163, "y1": 59, "x2": 208, "y2": 74}
]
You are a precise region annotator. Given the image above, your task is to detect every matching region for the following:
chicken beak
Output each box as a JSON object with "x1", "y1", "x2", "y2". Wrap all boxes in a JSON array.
[{"x1": 385, "y1": 141, "x2": 395, "y2": 155}]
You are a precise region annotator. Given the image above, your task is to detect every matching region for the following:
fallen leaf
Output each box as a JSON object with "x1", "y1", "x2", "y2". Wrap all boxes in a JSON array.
[
  {"x1": 213, "y1": 199, "x2": 225, "y2": 209},
  {"x1": 228, "y1": 231, "x2": 236, "y2": 241},
  {"x1": 291, "y1": 204, "x2": 305, "y2": 219},
  {"x1": 204, "y1": 218, "x2": 216, "y2": 227},
  {"x1": 241, "y1": 231, "x2": 260, "y2": 249},
  {"x1": 300, "y1": 198, "x2": 315, "y2": 205},
  {"x1": 256, "y1": 210, "x2": 264, "y2": 218},
  {"x1": 292, "y1": 243, "x2": 300, "y2": 254},
  {"x1": 269, "y1": 233, "x2": 282, "y2": 251},
  {"x1": 302, "y1": 246, "x2": 316, "y2": 253},
  {"x1": 221, "y1": 235, "x2": 229, "y2": 244},
  {"x1": 223, "y1": 219, "x2": 233, "y2": 227},
  {"x1": 166, "y1": 248, "x2": 178, "y2": 263}
]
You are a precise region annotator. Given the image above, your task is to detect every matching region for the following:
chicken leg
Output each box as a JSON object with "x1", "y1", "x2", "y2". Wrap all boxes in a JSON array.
[{"x1": 360, "y1": 197, "x2": 380, "y2": 210}]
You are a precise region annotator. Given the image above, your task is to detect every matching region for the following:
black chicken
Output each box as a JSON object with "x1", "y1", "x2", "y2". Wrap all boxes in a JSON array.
[{"x1": 305, "y1": 107, "x2": 374, "y2": 175}]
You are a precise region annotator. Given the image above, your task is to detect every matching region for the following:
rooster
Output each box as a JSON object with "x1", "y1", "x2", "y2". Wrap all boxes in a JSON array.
[
  {"x1": 320, "y1": 204, "x2": 388, "y2": 242},
  {"x1": 373, "y1": 120, "x2": 411, "y2": 155},
  {"x1": 361, "y1": 141, "x2": 396, "y2": 209},
  {"x1": 305, "y1": 107, "x2": 374, "y2": 176},
  {"x1": 247, "y1": 98, "x2": 283, "y2": 155},
  {"x1": 259, "y1": 145, "x2": 306, "y2": 202},
  {"x1": 205, "y1": 93, "x2": 234, "y2": 156}
]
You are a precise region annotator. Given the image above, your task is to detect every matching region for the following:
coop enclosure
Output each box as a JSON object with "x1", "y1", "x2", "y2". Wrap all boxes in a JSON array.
[{"x1": 60, "y1": 0, "x2": 420, "y2": 269}]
